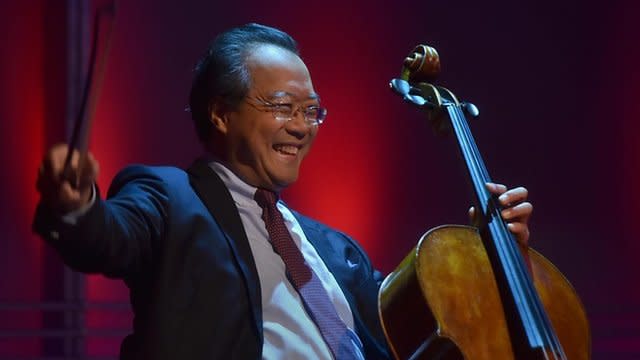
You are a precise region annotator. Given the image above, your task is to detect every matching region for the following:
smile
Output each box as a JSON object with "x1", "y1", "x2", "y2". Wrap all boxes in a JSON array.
[{"x1": 273, "y1": 144, "x2": 300, "y2": 156}]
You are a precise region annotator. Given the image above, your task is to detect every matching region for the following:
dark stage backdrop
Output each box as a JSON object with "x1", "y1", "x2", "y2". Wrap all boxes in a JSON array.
[{"x1": 1, "y1": 0, "x2": 638, "y2": 358}]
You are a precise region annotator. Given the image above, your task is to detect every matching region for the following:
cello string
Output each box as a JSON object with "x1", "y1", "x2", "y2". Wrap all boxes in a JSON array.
[
  {"x1": 445, "y1": 106, "x2": 489, "y2": 211},
  {"x1": 448, "y1": 107, "x2": 528, "y2": 291},
  {"x1": 452, "y1": 105, "x2": 553, "y2": 349},
  {"x1": 447, "y1": 105, "x2": 550, "y2": 350},
  {"x1": 458, "y1": 104, "x2": 565, "y2": 358},
  {"x1": 450, "y1": 105, "x2": 566, "y2": 358}
]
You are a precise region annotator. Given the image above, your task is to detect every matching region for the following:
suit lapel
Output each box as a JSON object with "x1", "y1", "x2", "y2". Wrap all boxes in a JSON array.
[
  {"x1": 186, "y1": 159, "x2": 263, "y2": 341},
  {"x1": 294, "y1": 213, "x2": 390, "y2": 358},
  {"x1": 293, "y1": 213, "x2": 355, "y2": 298},
  {"x1": 292, "y1": 214, "x2": 341, "y2": 272}
]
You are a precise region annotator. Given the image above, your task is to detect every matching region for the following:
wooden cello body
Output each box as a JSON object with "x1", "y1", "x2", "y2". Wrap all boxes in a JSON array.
[
  {"x1": 378, "y1": 46, "x2": 590, "y2": 359},
  {"x1": 378, "y1": 225, "x2": 590, "y2": 359}
]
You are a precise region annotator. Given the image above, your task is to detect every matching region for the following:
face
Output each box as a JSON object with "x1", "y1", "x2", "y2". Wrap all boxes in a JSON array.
[{"x1": 212, "y1": 44, "x2": 319, "y2": 191}]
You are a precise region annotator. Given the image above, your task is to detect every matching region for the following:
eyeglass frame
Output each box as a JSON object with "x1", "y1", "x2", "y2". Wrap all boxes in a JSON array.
[{"x1": 243, "y1": 96, "x2": 327, "y2": 126}]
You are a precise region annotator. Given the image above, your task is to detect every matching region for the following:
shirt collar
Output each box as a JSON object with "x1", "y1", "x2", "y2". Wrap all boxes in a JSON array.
[{"x1": 208, "y1": 161, "x2": 259, "y2": 208}]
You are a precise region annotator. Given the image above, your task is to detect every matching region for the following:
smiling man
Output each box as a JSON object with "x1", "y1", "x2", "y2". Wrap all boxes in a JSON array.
[
  {"x1": 33, "y1": 23, "x2": 532, "y2": 360},
  {"x1": 205, "y1": 44, "x2": 320, "y2": 191}
]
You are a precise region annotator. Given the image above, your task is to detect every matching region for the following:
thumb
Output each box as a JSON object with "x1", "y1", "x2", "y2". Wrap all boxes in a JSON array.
[{"x1": 77, "y1": 152, "x2": 100, "y2": 189}]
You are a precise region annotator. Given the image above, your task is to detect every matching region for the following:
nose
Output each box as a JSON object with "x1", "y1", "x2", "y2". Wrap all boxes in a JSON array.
[{"x1": 284, "y1": 111, "x2": 313, "y2": 139}]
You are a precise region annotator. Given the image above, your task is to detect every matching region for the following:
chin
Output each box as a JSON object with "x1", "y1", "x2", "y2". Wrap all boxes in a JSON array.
[{"x1": 271, "y1": 174, "x2": 298, "y2": 190}]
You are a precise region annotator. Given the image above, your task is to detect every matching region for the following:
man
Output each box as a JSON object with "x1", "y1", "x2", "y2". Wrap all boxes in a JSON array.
[{"x1": 34, "y1": 23, "x2": 532, "y2": 359}]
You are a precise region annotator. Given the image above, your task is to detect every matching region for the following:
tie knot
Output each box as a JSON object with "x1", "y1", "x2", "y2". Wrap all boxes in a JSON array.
[{"x1": 254, "y1": 188, "x2": 278, "y2": 209}]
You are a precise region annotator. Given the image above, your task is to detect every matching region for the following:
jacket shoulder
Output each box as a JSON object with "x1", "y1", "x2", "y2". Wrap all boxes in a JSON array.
[{"x1": 107, "y1": 165, "x2": 190, "y2": 197}]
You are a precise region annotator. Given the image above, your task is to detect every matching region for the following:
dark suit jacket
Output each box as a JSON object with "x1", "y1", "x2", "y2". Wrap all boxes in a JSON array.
[{"x1": 34, "y1": 160, "x2": 391, "y2": 359}]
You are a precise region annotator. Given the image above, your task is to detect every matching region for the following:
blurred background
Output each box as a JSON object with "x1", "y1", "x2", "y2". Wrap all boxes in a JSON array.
[{"x1": 1, "y1": 0, "x2": 638, "y2": 358}]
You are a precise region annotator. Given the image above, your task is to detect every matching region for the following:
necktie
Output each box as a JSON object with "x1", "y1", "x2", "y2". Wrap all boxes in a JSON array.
[{"x1": 254, "y1": 188, "x2": 363, "y2": 360}]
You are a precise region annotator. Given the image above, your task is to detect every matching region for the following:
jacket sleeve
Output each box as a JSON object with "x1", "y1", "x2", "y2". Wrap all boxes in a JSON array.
[{"x1": 32, "y1": 165, "x2": 170, "y2": 280}]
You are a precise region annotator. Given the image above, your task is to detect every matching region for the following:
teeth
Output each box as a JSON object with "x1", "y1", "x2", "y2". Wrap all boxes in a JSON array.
[{"x1": 274, "y1": 144, "x2": 299, "y2": 155}]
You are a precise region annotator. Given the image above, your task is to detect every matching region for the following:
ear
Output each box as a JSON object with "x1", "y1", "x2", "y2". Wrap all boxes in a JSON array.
[{"x1": 208, "y1": 99, "x2": 230, "y2": 134}]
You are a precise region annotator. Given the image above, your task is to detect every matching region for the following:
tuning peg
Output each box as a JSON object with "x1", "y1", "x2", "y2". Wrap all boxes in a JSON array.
[
  {"x1": 405, "y1": 94, "x2": 426, "y2": 107},
  {"x1": 390, "y1": 78, "x2": 411, "y2": 96},
  {"x1": 462, "y1": 102, "x2": 479, "y2": 117}
]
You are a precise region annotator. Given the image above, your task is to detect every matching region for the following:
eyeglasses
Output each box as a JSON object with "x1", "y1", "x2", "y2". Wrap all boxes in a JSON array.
[{"x1": 245, "y1": 97, "x2": 327, "y2": 126}]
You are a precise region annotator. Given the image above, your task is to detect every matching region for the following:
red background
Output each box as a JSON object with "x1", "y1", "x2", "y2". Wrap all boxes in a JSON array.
[{"x1": 1, "y1": 0, "x2": 639, "y2": 358}]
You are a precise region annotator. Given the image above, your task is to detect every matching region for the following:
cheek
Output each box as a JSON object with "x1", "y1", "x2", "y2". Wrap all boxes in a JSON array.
[
  {"x1": 245, "y1": 126, "x2": 278, "y2": 159},
  {"x1": 229, "y1": 120, "x2": 266, "y2": 147},
  {"x1": 305, "y1": 131, "x2": 318, "y2": 152}
]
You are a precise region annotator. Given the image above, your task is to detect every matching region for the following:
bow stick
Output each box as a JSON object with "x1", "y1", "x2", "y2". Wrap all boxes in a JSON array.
[{"x1": 62, "y1": 2, "x2": 116, "y2": 186}]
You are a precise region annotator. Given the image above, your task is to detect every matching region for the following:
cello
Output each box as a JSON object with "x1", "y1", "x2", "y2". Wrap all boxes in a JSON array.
[{"x1": 377, "y1": 45, "x2": 591, "y2": 359}]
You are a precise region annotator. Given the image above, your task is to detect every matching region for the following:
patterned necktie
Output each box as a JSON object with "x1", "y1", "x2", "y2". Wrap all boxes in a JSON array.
[{"x1": 254, "y1": 188, "x2": 363, "y2": 360}]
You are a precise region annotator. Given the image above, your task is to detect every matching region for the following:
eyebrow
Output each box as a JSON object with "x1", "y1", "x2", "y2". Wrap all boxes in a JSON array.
[{"x1": 269, "y1": 91, "x2": 320, "y2": 102}]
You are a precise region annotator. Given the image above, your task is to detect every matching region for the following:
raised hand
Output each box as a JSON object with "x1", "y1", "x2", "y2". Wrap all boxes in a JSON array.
[{"x1": 36, "y1": 144, "x2": 99, "y2": 213}]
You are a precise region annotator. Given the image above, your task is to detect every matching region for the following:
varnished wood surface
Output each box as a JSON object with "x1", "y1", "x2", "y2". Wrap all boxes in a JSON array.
[{"x1": 378, "y1": 225, "x2": 590, "y2": 359}]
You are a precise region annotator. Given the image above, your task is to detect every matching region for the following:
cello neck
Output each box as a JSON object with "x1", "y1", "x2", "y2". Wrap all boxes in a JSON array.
[{"x1": 445, "y1": 103, "x2": 566, "y2": 359}]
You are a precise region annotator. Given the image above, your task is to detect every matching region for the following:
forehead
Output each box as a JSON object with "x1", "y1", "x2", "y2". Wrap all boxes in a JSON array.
[{"x1": 245, "y1": 44, "x2": 317, "y2": 100}]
